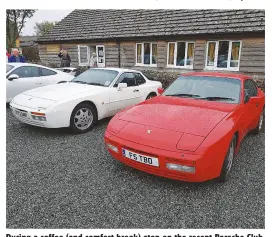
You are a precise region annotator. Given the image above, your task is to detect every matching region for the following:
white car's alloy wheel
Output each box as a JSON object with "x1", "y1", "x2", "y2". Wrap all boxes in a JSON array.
[{"x1": 74, "y1": 108, "x2": 94, "y2": 130}]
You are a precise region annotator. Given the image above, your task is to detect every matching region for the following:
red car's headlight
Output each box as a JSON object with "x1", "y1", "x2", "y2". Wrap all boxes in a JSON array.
[{"x1": 176, "y1": 134, "x2": 205, "y2": 152}]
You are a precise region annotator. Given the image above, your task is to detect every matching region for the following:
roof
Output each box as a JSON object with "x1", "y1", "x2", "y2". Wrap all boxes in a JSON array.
[
  {"x1": 20, "y1": 36, "x2": 38, "y2": 41},
  {"x1": 182, "y1": 72, "x2": 251, "y2": 80},
  {"x1": 19, "y1": 36, "x2": 38, "y2": 47},
  {"x1": 7, "y1": 62, "x2": 34, "y2": 67},
  {"x1": 7, "y1": 63, "x2": 59, "y2": 70},
  {"x1": 37, "y1": 9, "x2": 265, "y2": 42}
]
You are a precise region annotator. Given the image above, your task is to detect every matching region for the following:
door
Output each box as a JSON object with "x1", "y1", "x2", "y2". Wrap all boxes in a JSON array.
[
  {"x1": 109, "y1": 72, "x2": 141, "y2": 112},
  {"x1": 96, "y1": 45, "x2": 105, "y2": 67},
  {"x1": 6, "y1": 66, "x2": 41, "y2": 101},
  {"x1": 241, "y1": 79, "x2": 260, "y2": 136},
  {"x1": 38, "y1": 67, "x2": 59, "y2": 86}
]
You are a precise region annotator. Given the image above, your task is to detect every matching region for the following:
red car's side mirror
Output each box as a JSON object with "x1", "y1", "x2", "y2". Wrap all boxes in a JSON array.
[
  {"x1": 248, "y1": 96, "x2": 260, "y2": 104},
  {"x1": 157, "y1": 87, "x2": 164, "y2": 95}
]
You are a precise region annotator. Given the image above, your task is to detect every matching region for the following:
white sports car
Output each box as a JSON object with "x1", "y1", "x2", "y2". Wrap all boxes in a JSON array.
[
  {"x1": 10, "y1": 68, "x2": 162, "y2": 133},
  {"x1": 6, "y1": 63, "x2": 74, "y2": 103}
]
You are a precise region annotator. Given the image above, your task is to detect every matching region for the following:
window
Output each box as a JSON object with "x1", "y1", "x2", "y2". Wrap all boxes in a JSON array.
[
  {"x1": 167, "y1": 42, "x2": 195, "y2": 68},
  {"x1": 78, "y1": 45, "x2": 89, "y2": 66},
  {"x1": 163, "y1": 76, "x2": 241, "y2": 104},
  {"x1": 78, "y1": 45, "x2": 105, "y2": 67},
  {"x1": 12, "y1": 66, "x2": 39, "y2": 78},
  {"x1": 6, "y1": 64, "x2": 14, "y2": 73},
  {"x1": 205, "y1": 40, "x2": 242, "y2": 71},
  {"x1": 72, "y1": 69, "x2": 119, "y2": 87},
  {"x1": 96, "y1": 45, "x2": 105, "y2": 67},
  {"x1": 134, "y1": 73, "x2": 146, "y2": 85},
  {"x1": 39, "y1": 68, "x2": 57, "y2": 76},
  {"x1": 114, "y1": 73, "x2": 136, "y2": 87},
  {"x1": 244, "y1": 79, "x2": 258, "y2": 97},
  {"x1": 136, "y1": 43, "x2": 157, "y2": 66}
]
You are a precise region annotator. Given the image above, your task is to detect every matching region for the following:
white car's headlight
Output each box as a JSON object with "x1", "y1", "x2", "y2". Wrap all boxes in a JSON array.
[{"x1": 31, "y1": 112, "x2": 47, "y2": 121}]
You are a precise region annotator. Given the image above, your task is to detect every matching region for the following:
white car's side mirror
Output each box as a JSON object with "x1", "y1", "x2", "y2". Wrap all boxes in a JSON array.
[
  {"x1": 8, "y1": 74, "x2": 19, "y2": 81},
  {"x1": 117, "y1": 83, "x2": 128, "y2": 90}
]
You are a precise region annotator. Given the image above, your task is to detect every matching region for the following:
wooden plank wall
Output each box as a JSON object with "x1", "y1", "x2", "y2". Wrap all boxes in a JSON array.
[{"x1": 38, "y1": 37, "x2": 265, "y2": 82}]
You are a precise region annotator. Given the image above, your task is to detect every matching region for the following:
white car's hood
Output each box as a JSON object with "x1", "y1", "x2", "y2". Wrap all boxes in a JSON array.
[{"x1": 22, "y1": 82, "x2": 108, "y2": 101}]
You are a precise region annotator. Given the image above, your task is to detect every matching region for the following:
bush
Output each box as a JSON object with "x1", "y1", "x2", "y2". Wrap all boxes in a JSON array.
[{"x1": 22, "y1": 45, "x2": 40, "y2": 63}]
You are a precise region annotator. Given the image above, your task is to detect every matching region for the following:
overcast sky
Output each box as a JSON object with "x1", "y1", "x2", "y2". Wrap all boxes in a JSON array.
[{"x1": 21, "y1": 10, "x2": 74, "y2": 36}]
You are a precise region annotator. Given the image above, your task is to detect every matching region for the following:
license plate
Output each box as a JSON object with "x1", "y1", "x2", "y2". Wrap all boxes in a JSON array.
[
  {"x1": 14, "y1": 109, "x2": 27, "y2": 117},
  {"x1": 122, "y1": 148, "x2": 159, "y2": 167}
]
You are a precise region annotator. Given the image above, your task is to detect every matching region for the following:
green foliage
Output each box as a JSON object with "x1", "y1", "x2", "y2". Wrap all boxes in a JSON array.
[
  {"x1": 6, "y1": 9, "x2": 36, "y2": 49},
  {"x1": 34, "y1": 21, "x2": 58, "y2": 37},
  {"x1": 22, "y1": 46, "x2": 40, "y2": 63}
]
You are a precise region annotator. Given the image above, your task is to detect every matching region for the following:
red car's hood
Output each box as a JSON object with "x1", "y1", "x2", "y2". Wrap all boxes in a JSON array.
[{"x1": 118, "y1": 96, "x2": 238, "y2": 137}]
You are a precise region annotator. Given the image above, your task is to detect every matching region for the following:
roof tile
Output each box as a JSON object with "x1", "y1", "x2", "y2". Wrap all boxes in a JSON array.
[{"x1": 37, "y1": 9, "x2": 265, "y2": 42}]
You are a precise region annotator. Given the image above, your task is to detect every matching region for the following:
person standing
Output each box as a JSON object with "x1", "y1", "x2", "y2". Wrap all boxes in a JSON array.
[
  {"x1": 6, "y1": 50, "x2": 10, "y2": 63},
  {"x1": 8, "y1": 49, "x2": 25, "y2": 63},
  {"x1": 58, "y1": 49, "x2": 71, "y2": 67},
  {"x1": 90, "y1": 52, "x2": 98, "y2": 68}
]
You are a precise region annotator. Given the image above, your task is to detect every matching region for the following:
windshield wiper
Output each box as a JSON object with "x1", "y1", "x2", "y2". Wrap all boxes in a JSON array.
[
  {"x1": 201, "y1": 96, "x2": 236, "y2": 101},
  {"x1": 71, "y1": 81, "x2": 88, "y2": 84},
  {"x1": 165, "y1": 93, "x2": 202, "y2": 98},
  {"x1": 87, "y1": 82, "x2": 105, "y2": 86}
]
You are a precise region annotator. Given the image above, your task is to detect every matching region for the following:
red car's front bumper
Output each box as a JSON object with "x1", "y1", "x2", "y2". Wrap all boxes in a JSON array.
[{"x1": 105, "y1": 131, "x2": 224, "y2": 182}]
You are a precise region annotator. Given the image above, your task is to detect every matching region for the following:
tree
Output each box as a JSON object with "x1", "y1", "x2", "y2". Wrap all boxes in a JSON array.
[
  {"x1": 34, "y1": 21, "x2": 58, "y2": 37},
  {"x1": 6, "y1": 9, "x2": 36, "y2": 49}
]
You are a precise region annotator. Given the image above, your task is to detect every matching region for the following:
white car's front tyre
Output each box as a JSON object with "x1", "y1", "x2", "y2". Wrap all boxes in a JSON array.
[{"x1": 69, "y1": 103, "x2": 97, "y2": 134}]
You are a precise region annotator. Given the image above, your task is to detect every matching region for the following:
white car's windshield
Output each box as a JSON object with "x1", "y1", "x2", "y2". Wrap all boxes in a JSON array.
[
  {"x1": 72, "y1": 69, "x2": 119, "y2": 87},
  {"x1": 163, "y1": 76, "x2": 241, "y2": 104},
  {"x1": 6, "y1": 64, "x2": 14, "y2": 73}
]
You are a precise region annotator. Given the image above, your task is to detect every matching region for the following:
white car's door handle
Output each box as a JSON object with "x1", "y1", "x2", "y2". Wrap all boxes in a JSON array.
[{"x1": 133, "y1": 89, "x2": 139, "y2": 92}]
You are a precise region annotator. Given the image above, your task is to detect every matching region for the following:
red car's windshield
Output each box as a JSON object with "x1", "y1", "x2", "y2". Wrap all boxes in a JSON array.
[{"x1": 163, "y1": 76, "x2": 241, "y2": 104}]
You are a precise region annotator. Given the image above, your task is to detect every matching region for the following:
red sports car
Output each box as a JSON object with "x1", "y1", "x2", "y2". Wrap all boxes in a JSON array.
[{"x1": 104, "y1": 72, "x2": 265, "y2": 182}]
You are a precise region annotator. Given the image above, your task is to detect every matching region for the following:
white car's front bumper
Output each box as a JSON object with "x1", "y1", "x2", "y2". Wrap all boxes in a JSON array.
[
  {"x1": 10, "y1": 102, "x2": 70, "y2": 129},
  {"x1": 10, "y1": 103, "x2": 50, "y2": 128}
]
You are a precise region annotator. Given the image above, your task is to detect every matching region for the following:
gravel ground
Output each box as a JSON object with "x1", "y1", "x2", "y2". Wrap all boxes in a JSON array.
[{"x1": 6, "y1": 108, "x2": 265, "y2": 229}]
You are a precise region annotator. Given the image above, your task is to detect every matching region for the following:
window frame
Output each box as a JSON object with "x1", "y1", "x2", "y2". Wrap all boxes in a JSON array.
[
  {"x1": 205, "y1": 40, "x2": 242, "y2": 71},
  {"x1": 38, "y1": 67, "x2": 57, "y2": 77},
  {"x1": 166, "y1": 41, "x2": 195, "y2": 69},
  {"x1": 96, "y1": 45, "x2": 105, "y2": 68},
  {"x1": 78, "y1": 45, "x2": 90, "y2": 66},
  {"x1": 135, "y1": 42, "x2": 158, "y2": 67},
  {"x1": 244, "y1": 79, "x2": 258, "y2": 97},
  {"x1": 113, "y1": 72, "x2": 137, "y2": 87},
  {"x1": 134, "y1": 72, "x2": 146, "y2": 86}
]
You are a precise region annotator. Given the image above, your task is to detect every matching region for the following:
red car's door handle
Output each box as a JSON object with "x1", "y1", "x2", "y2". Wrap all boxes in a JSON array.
[{"x1": 256, "y1": 103, "x2": 259, "y2": 107}]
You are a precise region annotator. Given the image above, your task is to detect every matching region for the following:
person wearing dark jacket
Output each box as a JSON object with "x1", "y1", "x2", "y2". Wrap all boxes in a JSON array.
[
  {"x1": 8, "y1": 49, "x2": 25, "y2": 63},
  {"x1": 58, "y1": 49, "x2": 71, "y2": 67}
]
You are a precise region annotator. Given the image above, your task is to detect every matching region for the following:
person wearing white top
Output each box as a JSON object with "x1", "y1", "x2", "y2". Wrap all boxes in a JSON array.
[{"x1": 90, "y1": 52, "x2": 98, "y2": 68}]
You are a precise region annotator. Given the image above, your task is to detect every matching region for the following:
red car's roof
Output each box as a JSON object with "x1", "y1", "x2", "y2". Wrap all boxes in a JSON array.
[{"x1": 181, "y1": 72, "x2": 251, "y2": 80}]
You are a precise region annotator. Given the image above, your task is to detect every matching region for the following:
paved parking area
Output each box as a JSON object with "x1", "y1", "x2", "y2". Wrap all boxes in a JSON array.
[{"x1": 6, "y1": 108, "x2": 265, "y2": 229}]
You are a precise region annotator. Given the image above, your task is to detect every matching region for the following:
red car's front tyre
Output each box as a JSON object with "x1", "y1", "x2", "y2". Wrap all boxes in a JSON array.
[
  {"x1": 218, "y1": 135, "x2": 237, "y2": 182},
  {"x1": 251, "y1": 108, "x2": 264, "y2": 135}
]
